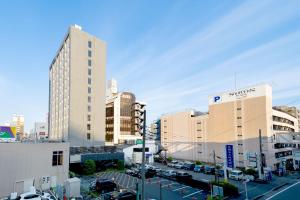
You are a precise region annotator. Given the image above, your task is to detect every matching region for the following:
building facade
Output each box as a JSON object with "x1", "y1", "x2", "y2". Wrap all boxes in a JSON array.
[
  {"x1": 11, "y1": 114, "x2": 24, "y2": 141},
  {"x1": 105, "y1": 80, "x2": 144, "y2": 145},
  {"x1": 33, "y1": 122, "x2": 48, "y2": 140},
  {"x1": 161, "y1": 84, "x2": 299, "y2": 170},
  {"x1": 49, "y1": 25, "x2": 106, "y2": 147},
  {"x1": 0, "y1": 142, "x2": 69, "y2": 197}
]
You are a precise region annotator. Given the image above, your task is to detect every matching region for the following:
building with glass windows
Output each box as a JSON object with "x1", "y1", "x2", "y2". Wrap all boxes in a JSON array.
[
  {"x1": 105, "y1": 79, "x2": 145, "y2": 145},
  {"x1": 49, "y1": 25, "x2": 106, "y2": 147}
]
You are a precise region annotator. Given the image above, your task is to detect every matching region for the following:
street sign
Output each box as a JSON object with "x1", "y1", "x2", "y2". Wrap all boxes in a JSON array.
[
  {"x1": 226, "y1": 144, "x2": 234, "y2": 168},
  {"x1": 136, "y1": 139, "x2": 143, "y2": 145}
]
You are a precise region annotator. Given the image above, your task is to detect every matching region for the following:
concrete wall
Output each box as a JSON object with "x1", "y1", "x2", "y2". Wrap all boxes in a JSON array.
[{"x1": 0, "y1": 142, "x2": 69, "y2": 197}]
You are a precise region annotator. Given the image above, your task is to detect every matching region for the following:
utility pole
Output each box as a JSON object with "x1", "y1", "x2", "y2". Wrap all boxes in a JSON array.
[
  {"x1": 258, "y1": 129, "x2": 264, "y2": 180},
  {"x1": 141, "y1": 110, "x2": 146, "y2": 200},
  {"x1": 213, "y1": 150, "x2": 217, "y2": 182}
]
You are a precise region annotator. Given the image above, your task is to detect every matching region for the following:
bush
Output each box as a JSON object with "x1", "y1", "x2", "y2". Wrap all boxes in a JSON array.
[
  {"x1": 195, "y1": 160, "x2": 202, "y2": 165},
  {"x1": 245, "y1": 168, "x2": 257, "y2": 176},
  {"x1": 69, "y1": 171, "x2": 76, "y2": 178},
  {"x1": 167, "y1": 156, "x2": 173, "y2": 162},
  {"x1": 83, "y1": 160, "x2": 96, "y2": 175},
  {"x1": 211, "y1": 180, "x2": 239, "y2": 197},
  {"x1": 117, "y1": 160, "x2": 125, "y2": 170}
]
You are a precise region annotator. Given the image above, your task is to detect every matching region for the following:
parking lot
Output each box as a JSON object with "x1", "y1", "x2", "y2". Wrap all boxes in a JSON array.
[{"x1": 81, "y1": 171, "x2": 208, "y2": 200}]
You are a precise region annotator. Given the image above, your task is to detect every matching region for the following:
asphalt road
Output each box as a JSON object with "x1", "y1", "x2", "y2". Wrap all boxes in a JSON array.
[{"x1": 264, "y1": 181, "x2": 300, "y2": 200}]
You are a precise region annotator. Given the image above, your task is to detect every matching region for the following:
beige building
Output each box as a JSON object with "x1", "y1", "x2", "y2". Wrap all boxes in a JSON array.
[
  {"x1": 11, "y1": 114, "x2": 24, "y2": 140},
  {"x1": 49, "y1": 25, "x2": 106, "y2": 147},
  {"x1": 161, "y1": 84, "x2": 299, "y2": 170},
  {"x1": 105, "y1": 79, "x2": 144, "y2": 145},
  {"x1": 0, "y1": 142, "x2": 69, "y2": 197},
  {"x1": 273, "y1": 106, "x2": 300, "y2": 131}
]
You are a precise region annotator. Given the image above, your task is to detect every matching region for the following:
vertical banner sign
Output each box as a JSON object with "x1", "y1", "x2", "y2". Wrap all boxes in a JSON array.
[{"x1": 226, "y1": 144, "x2": 234, "y2": 168}]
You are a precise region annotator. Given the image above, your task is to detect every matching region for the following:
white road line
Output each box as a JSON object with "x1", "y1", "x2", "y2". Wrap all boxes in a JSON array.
[
  {"x1": 182, "y1": 191, "x2": 202, "y2": 199},
  {"x1": 151, "y1": 180, "x2": 169, "y2": 184},
  {"x1": 162, "y1": 183, "x2": 177, "y2": 188},
  {"x1": 126, "y1": 175, "x2": 131, "y2": 188},
  {"x1": 173, "y1": 186, "x2": 190, "y2": 191},
  {"x1": 121, "y1": 174, "x2": 127, "y2": 186},
  {"x1": 265, "y1": 181, "x2": 300, "y2": 200}
]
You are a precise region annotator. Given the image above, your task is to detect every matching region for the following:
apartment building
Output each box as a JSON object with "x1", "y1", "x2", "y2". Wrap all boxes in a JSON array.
[
  {"x1": 161, "y1": 84, "x2": 299, "y2": 170},
  {"x1": 49, "y1": 25, "x2": 106, "y2": 147},
  {"x1": 105, "y1": 79, "x2": 144, "y2": 145}
]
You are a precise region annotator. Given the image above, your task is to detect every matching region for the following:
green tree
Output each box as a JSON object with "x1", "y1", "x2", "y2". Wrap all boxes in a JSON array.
[
  {"x1": 83, "y1": 160, "x2": 96, "y2": 175},
  {"x1": 167, "y1": 156, "x2": 173, "y2": 162},
  {"x1": 195, "y1": 160, "x2": 202, "y2": 165},
  {"x1": 117, "y1": 160, "x2": 125, "y2": 170}
]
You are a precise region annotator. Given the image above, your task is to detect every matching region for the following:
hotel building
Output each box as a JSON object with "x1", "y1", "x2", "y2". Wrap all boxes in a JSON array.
[
  {"x1": 49, "y1": 25, "x2": 106, "y2": 147},
  {"x1": 161, "y1": 84, "x2": 299, "y2": 170}
]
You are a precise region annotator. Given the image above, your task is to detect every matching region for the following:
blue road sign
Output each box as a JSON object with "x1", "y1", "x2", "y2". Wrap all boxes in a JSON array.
[{"x1": 226, "y1": 144, "x2": 234, "y2": 168}]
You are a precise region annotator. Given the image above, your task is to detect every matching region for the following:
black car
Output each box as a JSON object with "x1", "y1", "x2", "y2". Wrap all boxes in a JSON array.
[
  {"x1": 103, "y1": 190, "x2": 137, "y2": 200},
  {"x1": 96, "y1": 179, "x2": 117, "y2": 194},
  {"x1": 176, "y1": 171, "x2": 192, "y2": 182},
  {"x1": 182, "y1": 163, "x2": 195, "y2": 171},
  {"x1": 136, "y1": 168, "x2": 156, "y2": 179}
]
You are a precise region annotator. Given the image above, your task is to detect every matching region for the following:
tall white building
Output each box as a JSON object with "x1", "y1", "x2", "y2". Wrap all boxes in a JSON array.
[
  {"x1": 49, "y1": 25, "x2": 106, "y2": 147},
  {"x1": 11, "y1": 114, "x2": 24, "y2": 140}
]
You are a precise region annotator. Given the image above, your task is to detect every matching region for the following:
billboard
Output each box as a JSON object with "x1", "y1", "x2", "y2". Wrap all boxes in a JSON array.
[
  {"x1": 0, "y1": 126, "x2": 16, "y2": 141},
  {"x1": 226, "y1": 144, "x2": 234, "y2": 168}
]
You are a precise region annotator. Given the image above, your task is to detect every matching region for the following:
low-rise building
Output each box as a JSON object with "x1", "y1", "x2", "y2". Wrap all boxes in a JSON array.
[{"x1": 0, "y1": 142, "x2": 69, "y2": 197}]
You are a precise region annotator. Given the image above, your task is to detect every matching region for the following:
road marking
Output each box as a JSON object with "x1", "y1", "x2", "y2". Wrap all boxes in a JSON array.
[
  {"x1": 162, "y1": 182, "x2": 177, "y2": 188},
  {"x1": 182, "y1": 191, "x2": 202, "y2": 198},
  {"x1": 173, "y1": 186, "x2": 190, "y2": 191},
  {"x1": 126, "y1": 174, "x2": 131, "y2": 188},
  {"x1": 265, "y1": 181, "x2": 300, "y2": 200}
]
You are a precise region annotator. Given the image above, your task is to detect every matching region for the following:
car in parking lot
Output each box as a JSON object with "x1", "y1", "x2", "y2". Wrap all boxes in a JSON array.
[
  {"x1": 204, "y1": 165, "x2": 215, "y2": 174},
  {"x1": 167, "y1": 160, "x2": 178, "y2": 167},
  {"x1": 96, "y1": 178, "x2": 117, "y2": 194},
  {"x1": 176, "y1": 171, "x2": 192, "y2": 182},
  {"x1": 162, "y1": 170, "x2": 177, "y2": 178},
  {"x1": 182, "y1": 162, "x2": 195, "y2": 171},
  {"x1": 102, "y1": 189, "x2": 137, "y2": 200},
  {"x1": 193, "y1": 165, "x2": 204, "y2": 173},
  {"x1": 229, "y1": 170, "x2": 243, "y2": 180},
  {"x1": 216, "y1": 169, "x2": 224, "y2": 177},
  {"x1": 174, "y1": 162, "x2": 184, "y2": 169}
]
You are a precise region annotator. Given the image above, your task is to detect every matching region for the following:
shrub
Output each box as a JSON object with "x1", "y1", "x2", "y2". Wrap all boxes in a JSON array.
[
  {"x1": 195, "y1": 160, "x2": 202, "y2": 165},
  {"x1": 167, "y1": 156, "x2": 173, "y2": 162},
  {"x1": 211, "y1": 180, "x2": 239, "y2": 197},
  {"x1": 117, "y1": 160, "x2": 125, "y2": 170},
  {"x1": 69, "y1": 171, "x2": 76, "y2": 178},
  {"x1": 245, "y1": 168, "x2": 257, "y2": 176},
  {"x1": 83, "y1": 160, "x2": 96, "y2": 175}
]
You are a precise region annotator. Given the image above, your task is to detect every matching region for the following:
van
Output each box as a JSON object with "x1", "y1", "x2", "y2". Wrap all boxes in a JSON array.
[{"x1": 229, "y1": 170, "x2": 243, "y2": 180}]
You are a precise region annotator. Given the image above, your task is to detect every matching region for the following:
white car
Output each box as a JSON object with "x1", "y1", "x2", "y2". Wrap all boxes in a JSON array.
[
  {"x1": 167, "y1": 160, "x2": 178, "y2": 167},
  {"x1": 174, "y1": 163, "x2": 184, "y2": 169},
  {"x1": 19, "y1": 192, "x2": 41, "y2": 200},
  {"x1": 229, "y1": 170, "x2": 244, "y2": 180}
]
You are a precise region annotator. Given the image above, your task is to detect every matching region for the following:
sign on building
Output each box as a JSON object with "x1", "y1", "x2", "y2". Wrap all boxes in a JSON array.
[
  {"x1": 226, "y1": 144, "x2": 234, "y2": 168},
  {"x1": 0, "y1": 126, "x2": 16, "y2": 141}
]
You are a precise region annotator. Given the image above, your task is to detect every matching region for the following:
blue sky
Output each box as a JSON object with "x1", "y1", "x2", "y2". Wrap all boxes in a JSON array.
[{"x1": 0, "y1": 0, "x2": 300, "y2": 132}]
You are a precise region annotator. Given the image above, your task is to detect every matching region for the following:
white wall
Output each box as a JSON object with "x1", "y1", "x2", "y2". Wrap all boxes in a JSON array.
[{"x1": 0, "y1": 142, "x2": 69, "y2": 197}]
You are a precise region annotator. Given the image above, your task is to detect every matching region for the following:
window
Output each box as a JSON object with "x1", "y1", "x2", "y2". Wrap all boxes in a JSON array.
[
  {"x1": 237, "y1": 116, "x2": 242, "y2": 119},
  {"x1": 88, "y1": 41, "x2": 92, "y2": 48},
  {"x1": 88, "y1": 50, "x2": 92, "y2": 57},
  {"x1": 88, "y1": 105, "x2": 91, "y2": 112},
  {"x1": 87, "y1": 124, "x2": 91, "y2": 130},
  {"x1": 88, "y1": 115, "x2": 91, "y2": 121},
  {"x1": 88, "y1": 77, "x2": 91, "y2": 85},
  {"x1": 237, "y1": 125, "x2": 242, "y2": 128},
  {"x1": 88, "y1": 59, "x2": 92, "y2": 66},
  {"x1": 88, "y1": 96, "x2": 91, "y2": 103},
  {"x1": 88, "y1": 68, "x2": 91, "y2": 76},
  {"x1": 87, "y1": 133, "x2": 91, "y2": 140},
  {"x1": 237, "y1": 108, "x2": 242, "y2": 111},
  {"x1": 88, "y1": 87, "x2": 91, "y2": 94},
  {"x1": 52, "y1": 151, "x2": 63, "y2": 166}
]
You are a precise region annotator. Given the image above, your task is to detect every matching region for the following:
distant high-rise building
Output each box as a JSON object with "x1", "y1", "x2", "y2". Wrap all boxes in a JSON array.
[
  {"x1": 11, "y1": 114, "x2": 24, "y2": 140},
  {"x1": 105, "y1": 79, "x2": 145, "y2": 145},
  {"x1": 33, "y1": 122, "x2": 48, "y2": 140},
  {"x1": 49, "y1": 25, "x2": 106, "y2": 147}
]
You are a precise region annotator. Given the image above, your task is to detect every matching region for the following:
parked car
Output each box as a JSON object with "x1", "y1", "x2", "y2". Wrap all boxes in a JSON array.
[
  {"x1": 174, "y1": 163, "x2": 184, "y2": 169},
  {"x1": 167, "y1": 160, "x2": 178, "y2": 167},
  {"x1": 96, "y1": 179, "x2": 117, "y2": 194},
  {"x1": 125, "y1": 169, "x2": 134, "y2": 176},
  {"x1": 229, "y1": 170, "x2": 244, "y2": 180},
  {"x1": 89, "y1": 180, "x2": 97, "y2": 191},
  {"x1": 163, "y1": 170, "x2": 177, "y2": 178},
  {"x1": 216, "y1": 169, "x2": 224, "y2": 177},
  {"x1": 176, "y1": 171, "x2": 192, "y2": 182},
  {"x1": 103, "y1": 190, "x2": 137, "y2": 200},
  {"x1": 182, "y1": 163, "x2": 195, "y2": 171},
  {"x1": 193, "y1": 165, "x2": 204, "y2": 173},
  {"x1": 204, "y1": 166, "x2": 215, "y2": 174}
]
